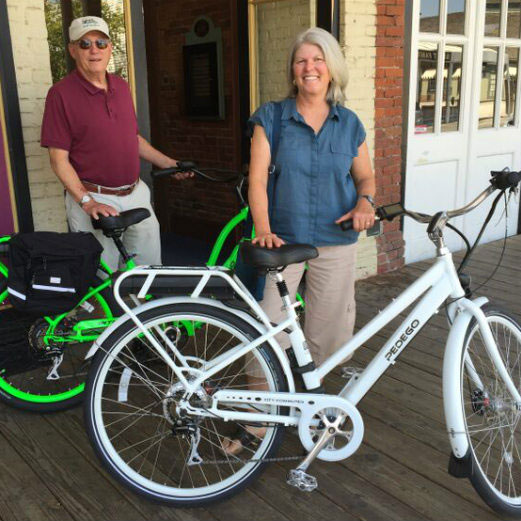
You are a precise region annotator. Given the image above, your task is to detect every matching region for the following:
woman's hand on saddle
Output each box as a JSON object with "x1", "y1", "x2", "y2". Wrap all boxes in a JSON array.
[
  {"x1": 336, "y1": 198, "x2": 375, "y2": 233},
  {"x1": 252, "y1": 232, "x2": 285, "y2": 249}
]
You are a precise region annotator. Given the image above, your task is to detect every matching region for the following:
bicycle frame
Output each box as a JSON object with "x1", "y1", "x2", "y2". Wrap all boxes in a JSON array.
[{"x1": 98, "y1": 245, "x2": 521, "y2": 462}]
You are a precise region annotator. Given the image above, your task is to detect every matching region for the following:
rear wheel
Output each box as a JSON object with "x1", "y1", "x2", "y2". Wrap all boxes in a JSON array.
[
  {"x1": 85, "y1": 302, "x2": 287, "y2": 506},
  {"x1": 0, "y1": 277, "x2": 117, "y2": 412},
  {"x1": 461, "y1": 304, "x2": 521, "y2": 516}
]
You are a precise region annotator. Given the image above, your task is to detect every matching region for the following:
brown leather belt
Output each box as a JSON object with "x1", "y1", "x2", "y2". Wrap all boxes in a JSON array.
[{"x1": 82, "y1": 179, "x2": 139, "y2": 196}]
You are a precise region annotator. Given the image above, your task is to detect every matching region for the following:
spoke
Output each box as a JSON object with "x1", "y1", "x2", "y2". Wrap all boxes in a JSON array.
[
  {"x1": 125, "y1": 431, "x2": 171, "y2": 466},
  {"x1": 107, "y1": 401, "x2": 165, "y2": 442},
  {"x1": 102, "y1": 399, "x2": 163, "y2": 427}
]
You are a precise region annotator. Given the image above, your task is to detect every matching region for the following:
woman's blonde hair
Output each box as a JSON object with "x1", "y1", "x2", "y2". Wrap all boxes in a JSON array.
[{"x1": 287, "y1": 27, "x2": 348, "y2": 105}]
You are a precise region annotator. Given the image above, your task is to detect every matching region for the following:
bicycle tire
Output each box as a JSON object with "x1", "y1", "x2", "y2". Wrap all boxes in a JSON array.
[
  {"x1": 460, "y1": 304, "x2": 521, "y2": 516},
  {"x1": 0, "y1": 276, "x2": 118, "y2": 412},
  {"x1": 84, "y1": 302, "x2": 287, "y2": 507}
]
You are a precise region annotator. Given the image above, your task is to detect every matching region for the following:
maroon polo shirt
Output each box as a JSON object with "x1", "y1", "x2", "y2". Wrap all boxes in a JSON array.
[{"x1": 41, "y1": 69, "x2": 140, "y2": 187}]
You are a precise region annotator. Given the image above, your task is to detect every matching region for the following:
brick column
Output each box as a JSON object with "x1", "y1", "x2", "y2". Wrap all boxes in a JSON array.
[{"x1": 375, "y1": 0, "x2": 405, "y2": 273}]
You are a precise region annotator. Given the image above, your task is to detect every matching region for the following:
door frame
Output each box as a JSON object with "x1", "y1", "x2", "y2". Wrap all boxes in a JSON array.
[{"x1": 0, "y1": 1, "x2": 33, "y2": 233}]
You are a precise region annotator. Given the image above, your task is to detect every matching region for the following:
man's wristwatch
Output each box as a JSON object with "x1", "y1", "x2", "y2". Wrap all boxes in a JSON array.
[
  {"x1": 359, "y1": 194, "x2": 376, "y2": 209},
  {"x1": 79, "y1": 194, "x2": 93, "y2": 208}
]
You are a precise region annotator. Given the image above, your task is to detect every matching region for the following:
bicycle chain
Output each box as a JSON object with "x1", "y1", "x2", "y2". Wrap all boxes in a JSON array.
[{"x1": 198, "y1": 454, "x2": 302, "y2": 465}]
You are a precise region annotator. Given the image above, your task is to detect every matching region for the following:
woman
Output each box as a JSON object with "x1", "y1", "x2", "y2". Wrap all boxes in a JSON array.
[{"x1": 222, "y1": 27, "x2": 375, "y2": 455}]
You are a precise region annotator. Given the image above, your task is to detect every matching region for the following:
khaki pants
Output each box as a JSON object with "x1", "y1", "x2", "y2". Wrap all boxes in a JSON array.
[
  {"x1": 65, "y1": 180, "x2": 161, "y2": 271},
  {"x1": 247, "y1": 243, "x2": 357, "y2": 377}
]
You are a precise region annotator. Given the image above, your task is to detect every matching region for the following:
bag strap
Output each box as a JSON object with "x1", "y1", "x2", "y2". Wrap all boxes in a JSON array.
[
  {"x1": 243, "y1": 101, "x2": 283, "y2": 239},
  {"x1": 268, "y1": 101, "x2": 283, "y2": 175}
]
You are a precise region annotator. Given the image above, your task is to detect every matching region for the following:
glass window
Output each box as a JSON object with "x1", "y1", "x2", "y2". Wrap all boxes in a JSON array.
[
  {"x1": 507, "y1": 0, "x2": 521, "y2": 39},
  {"x1": 420, "y1": 0, "x2": 440, "y2": 33},
  {"x1": 501, "y1": 47, "x2": 519, "y2": 126},
  {"x1": 442, "y1": 45, "x2": 463, "y2": 132},
  {"x1": 447, "y1": 0, "x2": 465, "y2": 35},
  {"x1": 479, "y1": 47, "x2": 499, "y2": 128},
  {"x1": 485, "y1": 0, "x2": 502, "y2": 37},
  {"x1": 415, "y1": 43, "x2": 438, "y2": 134},
  {"x1": 44, "y1": 0, "x2": 128, "y2": 84}
]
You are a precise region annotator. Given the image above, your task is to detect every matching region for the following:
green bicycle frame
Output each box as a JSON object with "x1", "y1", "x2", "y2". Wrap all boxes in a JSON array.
[{"x1": 205, "y1": 207, "x2": 305, "y2": 308}]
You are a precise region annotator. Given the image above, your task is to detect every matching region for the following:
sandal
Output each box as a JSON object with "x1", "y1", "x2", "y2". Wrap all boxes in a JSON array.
[{"x1": 221, "y1": 425, "x2": 266, "y2": 456}]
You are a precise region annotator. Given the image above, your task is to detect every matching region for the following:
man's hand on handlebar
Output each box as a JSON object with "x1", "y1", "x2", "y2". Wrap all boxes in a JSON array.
[
  {"x1": 82, "y1": 199, "x2": 119, "y2": 220},
  {"x1": 162, "y1": 160, "x2": 195, "y2": 180},
  {"x1": 172, "y1": 171, "x2": 195, "y2": 180}
]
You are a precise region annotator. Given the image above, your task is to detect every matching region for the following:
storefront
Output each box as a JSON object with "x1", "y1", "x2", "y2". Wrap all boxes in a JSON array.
[
  {"x1": 405, "y1": 0, "x2": 521, "y2": 262},
  {"x1": 1, "y1": 0, "x2": 409, "y2": 277}
]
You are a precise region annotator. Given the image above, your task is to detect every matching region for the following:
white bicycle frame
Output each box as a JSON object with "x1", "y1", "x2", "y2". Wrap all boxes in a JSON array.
[{"x1": 88, "y1": 232, "x2": 521, "y2": 462}]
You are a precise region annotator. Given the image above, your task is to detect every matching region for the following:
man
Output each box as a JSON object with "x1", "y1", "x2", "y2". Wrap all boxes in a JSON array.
[{"x1": 41, "y1": 16, "x2": 187, "y2": 269}]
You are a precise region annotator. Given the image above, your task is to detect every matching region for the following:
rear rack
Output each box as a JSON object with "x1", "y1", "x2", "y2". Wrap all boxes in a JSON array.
[{"x1": 112, "y1": 265, "x2": 272, "y2": 328}]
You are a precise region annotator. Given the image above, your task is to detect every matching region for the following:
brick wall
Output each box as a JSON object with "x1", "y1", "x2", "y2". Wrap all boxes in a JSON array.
[
  {"x1": 374, "y1": 0, "x2": 405, "y2": 273},
  {"x1": 143, "y1": 0, "x2": 240, "y2": 240},
  {"x1": 6, "y1": 0, "x2": 67, "y2": 232}
]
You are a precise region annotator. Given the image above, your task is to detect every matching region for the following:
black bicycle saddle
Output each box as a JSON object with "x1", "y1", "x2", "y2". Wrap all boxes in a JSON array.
[
  {"x1": 239, "y1": 242, "x2": 318, "y2": 270},
  {"x1": 92, "y1": 208, "x2": 151, "y2": 232}
]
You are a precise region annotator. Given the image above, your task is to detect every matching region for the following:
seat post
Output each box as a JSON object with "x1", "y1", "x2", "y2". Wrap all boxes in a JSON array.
[
  {"x1": 111, "y1": 235, "x2": 133, "y2": 264},
  {"x1": 272, "y1": 269, "x2": 294, "y2": 312}
]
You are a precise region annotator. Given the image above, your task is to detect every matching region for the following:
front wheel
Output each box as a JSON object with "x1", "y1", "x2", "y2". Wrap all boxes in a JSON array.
[
  {"x1": 84, "y1": 303, "x2": 287, "y2": 507},
  {"x1": 460, "y1": 304, "x2": 521, "y2": 516}
]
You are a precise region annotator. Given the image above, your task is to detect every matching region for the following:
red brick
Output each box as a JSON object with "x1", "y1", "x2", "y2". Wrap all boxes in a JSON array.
[
  {"x1": 377, "y1": 15, "x2": 394, "y2": 26},
  {"x1": 376, "y1": 56, "x2": 399, "y2": 68},
  {"x1": 386, "y1": 5, "x2": 405, "y2": 16},
  {"x1": 385, "y1": 26, "x2": 405, "y2": 37}
]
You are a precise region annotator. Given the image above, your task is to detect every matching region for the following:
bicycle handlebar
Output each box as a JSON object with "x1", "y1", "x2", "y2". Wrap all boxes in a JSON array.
[
  {"x1": 339, "y1": 168, "x2": 520, "y2": 231},
  {"x1": 151, "y1": 161, "x2": 240, "y2": 183}
]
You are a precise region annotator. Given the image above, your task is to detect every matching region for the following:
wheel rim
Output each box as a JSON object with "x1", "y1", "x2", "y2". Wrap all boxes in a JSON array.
[
  {"x1": 463, "y1": 313, "x2": 521, "y2": 504},
  {"x1": 90, "y1": 311, "x2": 282, "y2": 499},
  {"x1": 0, "y1": 292, "x2": 111, "y2": 403}
]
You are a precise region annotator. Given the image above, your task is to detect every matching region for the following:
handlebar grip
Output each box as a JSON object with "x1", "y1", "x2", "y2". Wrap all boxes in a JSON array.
[
  {"x1": 151, "y1": 161, "x2": 198, "y2": 179},
  {"x1": 339, "y1": 220, "x2": 353, "y2": 231},
  {"x1": 150, "y1": 168, "x2": 178, "y2": 178},
  {"x1": 177, "y1": 160, "x2": 197, "y2": 170}
]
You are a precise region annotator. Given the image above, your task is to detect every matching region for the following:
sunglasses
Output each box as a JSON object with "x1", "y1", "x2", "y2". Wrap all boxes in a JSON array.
[{"x1": 76, "y1": 38, "x2": 110, "y2": 50}]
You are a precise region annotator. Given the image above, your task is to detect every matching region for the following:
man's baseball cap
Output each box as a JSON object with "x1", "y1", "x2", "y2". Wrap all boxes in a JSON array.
[{"x1": 69, "y1": 16, "x2": 110, "y2": 41}]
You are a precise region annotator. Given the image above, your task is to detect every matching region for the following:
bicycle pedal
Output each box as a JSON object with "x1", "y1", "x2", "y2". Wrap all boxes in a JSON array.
[{"x1": 286, "y1": 469, "x2": 318, "y2": 492}]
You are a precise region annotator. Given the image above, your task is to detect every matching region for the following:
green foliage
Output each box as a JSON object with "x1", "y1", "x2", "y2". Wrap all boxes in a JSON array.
[
  {"x1": 44, "y1": 0, "x2": 128, "y2": 84},
  {"x1": 44, "y1": 2, "x2": 67, "y2": 83}
]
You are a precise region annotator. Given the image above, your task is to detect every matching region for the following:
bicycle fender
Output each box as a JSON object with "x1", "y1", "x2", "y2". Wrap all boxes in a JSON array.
[
  {"x1": 443, "y1": 296, "x2": 488, "y2": 459},
  {"x1": 85, "y1": 296, "x2": 296, "y2": 392}
]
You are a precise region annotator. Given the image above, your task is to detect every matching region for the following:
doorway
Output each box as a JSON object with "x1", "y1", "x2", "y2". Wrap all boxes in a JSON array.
[{"x1": 404, "y1": 0, "x2": 521, "y2": 262}]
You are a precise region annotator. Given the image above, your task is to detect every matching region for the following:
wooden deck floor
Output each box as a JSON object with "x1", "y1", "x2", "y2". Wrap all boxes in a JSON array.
[{"x1": 1, "y1": 236, "x2": 521, "y2": 520}]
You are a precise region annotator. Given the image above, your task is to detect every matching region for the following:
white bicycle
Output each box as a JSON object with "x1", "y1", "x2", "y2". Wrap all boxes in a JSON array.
[{"x1": 83, "y1": 169, "x2": 521, "y2": 515}]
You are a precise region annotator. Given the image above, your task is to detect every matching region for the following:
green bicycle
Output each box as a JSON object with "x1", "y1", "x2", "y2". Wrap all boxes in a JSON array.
[{"x1": 0, "y1": 162, "x2": 246, "y2": 412}]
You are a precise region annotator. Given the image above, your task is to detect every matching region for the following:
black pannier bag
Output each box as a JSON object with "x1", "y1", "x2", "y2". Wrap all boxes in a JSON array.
[{"x1": 7, "y1": 231, "x2": 103, "y2": 315}]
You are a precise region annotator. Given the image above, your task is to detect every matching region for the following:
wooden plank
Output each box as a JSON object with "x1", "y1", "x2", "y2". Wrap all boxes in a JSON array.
[
  {"x1": 276, "y1": 438, "x2": 424, "y2": 520},
  {"x1": 0, "y1": 408, "x2": 146, "y2": 521},
  {"x1": 47, "y1": 408, "x2": 221, "y2": 521},
  {"x1": 338, "y1": 442, "x2": 495, "y2": 520},
  {"x1": 0, "y1": 429, "x2": 73, "y2": 521}
]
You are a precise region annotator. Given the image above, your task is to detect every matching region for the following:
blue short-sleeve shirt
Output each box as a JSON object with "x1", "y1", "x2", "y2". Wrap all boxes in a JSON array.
[{"x1": 248, "y1": 97, "x2": 366, "y2": 246}]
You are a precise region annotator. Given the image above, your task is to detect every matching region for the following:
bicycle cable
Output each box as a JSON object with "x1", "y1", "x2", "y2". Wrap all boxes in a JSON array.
[{"x1": 443, "y1": 189, "x2": 510, "y2": 325}]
